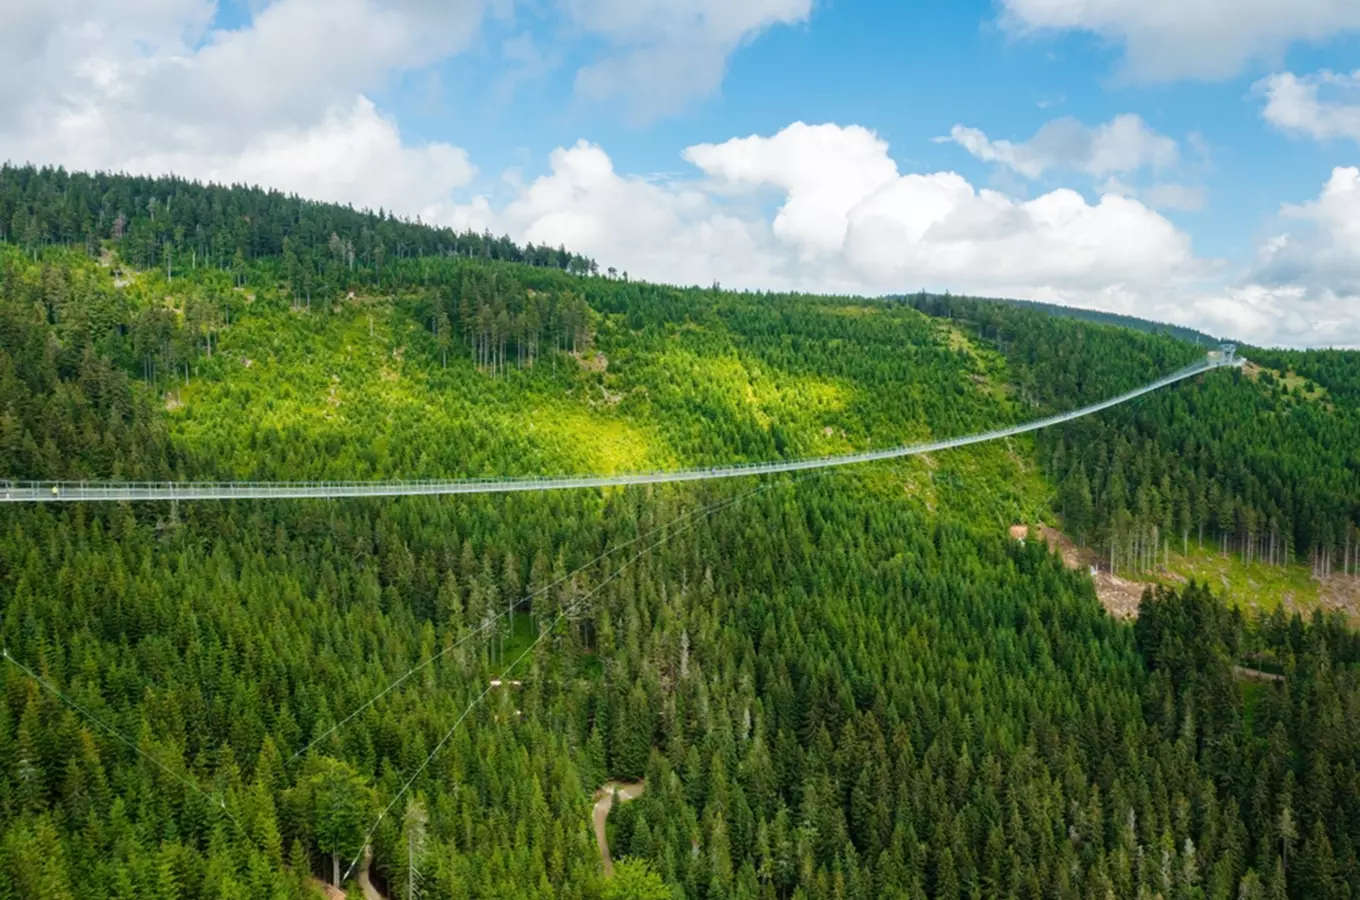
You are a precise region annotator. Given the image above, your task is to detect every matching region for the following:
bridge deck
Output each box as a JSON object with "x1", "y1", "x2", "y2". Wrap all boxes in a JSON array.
[{"x1": 1, "y1": 355, "x2": 1239, "y2": 503}]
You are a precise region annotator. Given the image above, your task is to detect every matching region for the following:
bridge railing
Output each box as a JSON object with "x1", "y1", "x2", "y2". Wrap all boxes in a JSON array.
[{"x1": 0, "y1": 354, "x2": 1234, "y2": 503}]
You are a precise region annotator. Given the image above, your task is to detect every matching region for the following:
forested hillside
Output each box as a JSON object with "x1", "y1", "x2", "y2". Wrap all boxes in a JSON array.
[
  {"x1": 2, "y1": 169, "x2": 1360, "y2": 900},
  {"x1": 911, "y1": 294, "x2": 1360, "y2": 599},
  {"x1": 0, "y1": 163, "x2": 596, "y2": 281}
]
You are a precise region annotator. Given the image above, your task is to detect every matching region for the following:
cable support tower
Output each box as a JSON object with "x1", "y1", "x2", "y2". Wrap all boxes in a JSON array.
[
  {"x1": 339, "y1": 475, "x2": 808, "y2": 883},
  {"x1": 289, "y1": 484, "x2": 770, "y2": 762}
]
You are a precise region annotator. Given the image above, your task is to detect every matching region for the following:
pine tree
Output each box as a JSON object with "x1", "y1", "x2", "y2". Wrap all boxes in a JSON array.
[
  {"x1": 1295, "y1": 820, "x2": 1337, "y2": 900},
  {"x1": 398, "y1": 795, "x2": 429, "y2": 900},
  {"x1": 1061, "y1": 466, "x2": 1094, "y2": 546},
  {"x1": 603, "y1": 859, "x2": 671, "y2": 900}
]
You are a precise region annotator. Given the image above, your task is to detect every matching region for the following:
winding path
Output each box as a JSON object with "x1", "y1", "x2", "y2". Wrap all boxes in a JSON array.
[
  {"x1": 593, "y1": 781, "x2": 646, "y2": 878},
  {"x1": 0, "y1": 354, "x2": 1240, "y2": 504},
  {"x1": 357, "y1": 848, "x2": 385, "y2": 900}
]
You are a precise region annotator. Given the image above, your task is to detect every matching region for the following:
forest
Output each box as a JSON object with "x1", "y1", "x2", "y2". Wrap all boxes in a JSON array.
[
  {"x1": 2, "y1": 168, "x2": 1360, "y2": 900},
  {"x1": 909, "y1": 294, "x2": 1360, "y2": 582}
]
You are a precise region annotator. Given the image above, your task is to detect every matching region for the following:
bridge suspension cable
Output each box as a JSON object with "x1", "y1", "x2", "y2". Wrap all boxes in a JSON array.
[{"x1": 0, "y1": 352, "x2": 1241, "y2": 504}]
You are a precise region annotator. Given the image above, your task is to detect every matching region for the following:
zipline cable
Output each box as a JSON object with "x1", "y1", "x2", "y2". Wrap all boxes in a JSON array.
[
  {"x1": 339, "y1": 474, "x2": 809, "y2": 883},
  {"x1": 1, "y1": 648, "x2": 247, "y2": 835},
  {"x1": 290, "y1": 482, "x2": 777, "y2": 763}
]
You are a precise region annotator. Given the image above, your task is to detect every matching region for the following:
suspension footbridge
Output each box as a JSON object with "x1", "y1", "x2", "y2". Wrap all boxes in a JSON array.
[{"x1": 0, "y1": 347, "x2": 1242, "y2": 504}]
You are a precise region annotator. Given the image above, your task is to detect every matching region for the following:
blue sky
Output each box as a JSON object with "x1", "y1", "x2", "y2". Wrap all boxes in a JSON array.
[
  {"x1": 399, "y1": 0, "x2": 1355, "y2": 260},
  {"x1": 4, "y1": 0, "x2": 1360, "y2": 346}
]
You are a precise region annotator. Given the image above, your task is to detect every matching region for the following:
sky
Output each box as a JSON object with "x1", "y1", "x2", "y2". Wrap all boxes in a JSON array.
[{"x1": 4, "y1": 1, "x2": 1360, "y2": 348}]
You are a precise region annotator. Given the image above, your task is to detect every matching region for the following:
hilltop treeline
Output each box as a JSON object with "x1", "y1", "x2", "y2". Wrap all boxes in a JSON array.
[{"x1": 0, "y1": 164, "x2": 597, "y2": 290}]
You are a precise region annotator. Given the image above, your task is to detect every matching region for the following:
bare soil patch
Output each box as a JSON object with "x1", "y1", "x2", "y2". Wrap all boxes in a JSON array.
[
  {"x1": 1234, "y1": 665, "x2": 1285, "y2": 684},
  {"x1": 1089, "y1": 572, "x2": 1151, "y2": 620},
  {"x1": 1318, "y1": 574, "x2": 1360, "y2": 622},
  {"x1": 306, "y1": 878, "x2": 345, "y2": 900},
  {"x1": 576, "y1": 350, "x2": 608, "y2": 373},
  {"x1": 1011, "y1": 524, "x2": 1152, "y2": 620}
]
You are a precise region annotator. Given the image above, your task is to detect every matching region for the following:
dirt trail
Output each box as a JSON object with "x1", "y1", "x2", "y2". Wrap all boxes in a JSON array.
[
  {"x1": 357, "y1": 847, "x2": 385, "y2": 900},
  {"x1": 593, "y1": 781, "x2": 646, "y2": 878},
  {"x1": 308, "y1": 849, "x2": 385, "y2": 900}
]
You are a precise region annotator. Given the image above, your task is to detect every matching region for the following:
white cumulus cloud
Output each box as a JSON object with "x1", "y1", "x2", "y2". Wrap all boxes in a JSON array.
[
  {"x1": 943, "y1": 115, "x2": 1179, "y2": 179},
  {"x1": 133, "y1": 98, "x2": 478, "y2": 217},
  {"x1": 1, "y1": 0, "x2": 819, "y2": 217},
  {"x1": 449, "y1": 124, "x2": 1360, "y2": 348},
  {"x1": 452, "y1": 123, "x2": 1211, "y2": 317},
  {"x1": 453, "y1": 139, "x2": 798, "y2": 289},
  {"x1": 1001, "y1": 0, "x2": 1360, "y2": 81},
  {"x1": 1255, "y1": 166, "x2": 1360, "y2": 297},
  {"x1": 1190, "y1": 168, "x2": 1360, "y2": 347},
  {"x1": 563, "y1": 0, "x2": 813, "y2": 119},
  {"x1": 1256, "y1": 70, "x2": 1360, "y2": 144},
  {"x1": 0, "y1": 0, "x2": 491, "y2": 216},
  {"x1": 683, "y1": 123, "x2": 900, "y2": 255}
]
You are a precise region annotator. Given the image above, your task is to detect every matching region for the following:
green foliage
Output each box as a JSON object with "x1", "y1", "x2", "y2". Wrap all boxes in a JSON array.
[
  {"x1": 602, "y1": 859, "x2": 672, "y2": 900},
  {"x1": 0, "y1": 164, "x2": 595, "y2": 280},
  {"x1": 0, "y1": 245, "x2": 189, "y2": 479},
  {"x1": 1, "y1": 171, "x2": 1359, "y2": 900},
  {"x1": 284, "y1": 758, "x2": 373, "y2": 886},
  {"x1": 911, "y1": 292, "x2": 1360, "y2": 587}
]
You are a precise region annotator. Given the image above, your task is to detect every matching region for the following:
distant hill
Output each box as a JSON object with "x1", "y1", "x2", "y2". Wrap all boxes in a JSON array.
[{"x1": 0, "y1": 162, "x2": 597, "y2": 276}]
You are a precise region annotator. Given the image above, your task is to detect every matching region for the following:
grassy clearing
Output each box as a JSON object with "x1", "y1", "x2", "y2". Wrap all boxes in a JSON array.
[
  {"x1": 630, "y1": 346, "x2": 856, "y2": 457},
  {"x1": 116, "y1": 258, "x2": 1069, "y2": 537},
  {"x1": 1243, "y1": 361, "x2": 1332, "y2": 408},
  {"x1": 1029, "y1": 517, "x2": 1355, "y2": 622},
  {"x1": 1105, "y1": 539, "x2": 1353, "y2": 620},
  {"x1": 529, "y1": 409, "x2": 675, "y2": 475},
  {"x1": 1165, "y1": 543, "x2": 1324, "y2": 614},
  {"x1": 492, "y1": 611, "x2": 541, "y2": 669},
  {"x1": 938, "y1": 323, "x2": 1014, "y2": 400}
]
